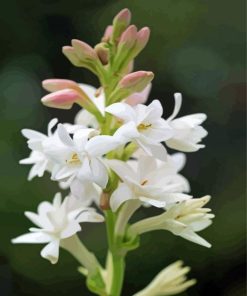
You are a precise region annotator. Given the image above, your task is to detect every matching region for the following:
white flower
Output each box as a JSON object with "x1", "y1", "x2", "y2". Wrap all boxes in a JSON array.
[
  {"x1": 106, "y1": 100, "x2": 173, "y2": 160},
  {"x1": 46, "y1": 124, "x2": 119, "y2": 195},
  {"x1": 108, "y1": 155, "x2": 191, "y2": 212},
  {"x1": 20, "y1": 118, "x2": 85, "y2": 181},
  {"x1": 74, "y1": 83, "x2": 152, "y2": 129},
  {"x1": 20, "y1": 118, "x2": 62, "y2": 180},
  {"x1": 134, "y1": 261, "x2": 196, "y2": 296},
  {"x1": 165, "y1": 93, "x2": 208, "y2": 152},
  {"x1": 130, "y1": 196, "x2": 214, "y2": 248},
  {"x1": 12, "y1": 193, "x2": 104, "y2": 264}
]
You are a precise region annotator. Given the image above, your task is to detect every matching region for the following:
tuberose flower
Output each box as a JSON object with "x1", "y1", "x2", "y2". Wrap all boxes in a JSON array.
[
  {"x1": 106, "y1": 100, "x2": 173, "y2": 160},
  {"x1": 12, "y1": 193, "x2": 104, "y2": 264},
  {"x1": 133, "y1": 261, "x2": 196, "y2": 296},
  {"x1": 20, "y1": 118, "x2": 60, "y2": 180},
  {"x1": 130, "y1": 196, "x2": 214, "y2": 248},
  {"x1": 165, "y1": 93, "x2": 208, "y2": 152},
  {"x1": 108, "y1": 155, "x2": 191, "y2": 212},
  {"x1": 46, "y1": 124, "x2": 119, "y2": 196}
]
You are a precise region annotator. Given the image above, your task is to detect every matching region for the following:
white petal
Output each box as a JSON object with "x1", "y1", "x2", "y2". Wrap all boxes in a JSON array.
[
  {"x1": 166, "y1": 138, "x2": 204, "y2": 152},
  {"x1": 24, "y1": 212, "x2": 43, "y2": 228},
  {"x1": 76, "y1": 211, "x2": 104, "y2": 223},
  {"x1": 110, "y1": 183, "x2": 134, "y2": 212},
  {"x1": 90, "y1": 158, "x2": 108, "y2": 188},
  {"x1": 180, "y1": 229, "x2": 211, "y2": 248},
  {"x1": 113, "y1": 122, "x2": 139, "y2": 143},
  {"x1": 57, "y1": 124, "x2": 74, "y2": 146},
  {"x1": 70, "y1": 179, "x2": 99, "y2": 205},
  {"x1": 21, "y1": 129, "x2": 46, "y2": 140},
  {"x1": 167, "y1": 93, "x2": 182, "y2": 121},
  {"x1": 106, "y1": 102, "x2": 136, "y2": 122},
  {"x1": 139, "y1": 196, "x2": 167, "y2": 208},
  {"x1": 170, "y1": 153, "x2": 186, "y2": 172},
  {"x1": 86, "y1": 135, "x2": 119, "y2": 156},
  {"x1": 40, "y1": 240, "x2": 60, "y2": 264},
  {"x1": 137, "y1": 141, "x2": 167, "y2": 161},
  {"x1": 12, "y1": 232, "x2": 51, "y2": 244},
  {"x1": 107, "y1": 159, "x2": 137, "y2": 182},
  {"x1": 47, "y1": 118, "x2": 58, "y2": 136}
]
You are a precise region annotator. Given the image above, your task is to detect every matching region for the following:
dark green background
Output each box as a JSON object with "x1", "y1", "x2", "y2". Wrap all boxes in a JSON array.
[{"x1": 0, "y1": 0, "x2": 245, "y2": 295}]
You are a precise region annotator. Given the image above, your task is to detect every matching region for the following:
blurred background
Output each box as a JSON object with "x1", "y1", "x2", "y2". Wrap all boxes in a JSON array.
[{"x1": 0, "y1": 0, "x2": 245, "y2": 295}]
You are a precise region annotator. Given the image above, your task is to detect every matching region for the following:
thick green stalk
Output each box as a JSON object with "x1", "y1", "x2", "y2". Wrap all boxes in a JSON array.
[{"x1": 105, "y1": 210, "x2": 126, "y2": 296}]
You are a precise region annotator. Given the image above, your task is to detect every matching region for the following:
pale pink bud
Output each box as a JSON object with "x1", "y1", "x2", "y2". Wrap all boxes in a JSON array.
[
  {"x1": 113, "y1": 8, "x2": 131, "y2": 27},
  {"x1": 112, "y1": 8, "x2": 132, "y2": 42},
  {"x1": 42, "y1": 79, "x2": 81, "y2": 93},
  {"x1": 136, "y1": 27, "x2": 151, "y2": 50},
  {"x1": 71, "y1": 39, "x2": 98, "y2": 60},
  {"x1": 119, "y1": 25, "x2": 137, "y2": 48},
  {"x1": 95, "y1": 43, "x2": 109, "y2": 65},
  {"x1": 41, "y1": 89, "x2": 81, "y2": 109},
  {"x1": 102, "y1": 25, "x2": 113, "y2": 42},
  {"x1": 119, "y1": 71, "x2": 154, "y2": 92},
  {"x1": 62, "y1": 46, "x2": 82, "y2": 66},
  {"x1": 125, "y1": 83, "x2": 152, "y2": 106}
]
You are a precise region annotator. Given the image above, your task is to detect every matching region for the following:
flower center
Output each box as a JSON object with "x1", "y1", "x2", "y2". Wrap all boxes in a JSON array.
[
  {"x1": 137, "y1": 123, "x2": 152, "y2": 131},
  {"x1": 67, "y1": 152, "x2": 81, "y2": 165},
  {"x1": 140, "y1": 179, "x2": 148, "y2": 186}
]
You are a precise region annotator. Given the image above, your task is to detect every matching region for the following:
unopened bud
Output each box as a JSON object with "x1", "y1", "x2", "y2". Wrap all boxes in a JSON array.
[
  {"x1": 102, "y1": 25, "x2": 113, "y2": 42},
  {"x1": 136, "y1": 27, "x2": 150, "y2": 51},
  {"x1": 71, "y1": 39, "x2": 98, "y2": 60},
  {"x1": 95, "y1": 43, "x2": 109, "y2": 65},
  {"x1": 62, "y1": 46, "x2": 82, "y2": 67},
  {"x1": 42, "y1": 79, "x2": 81, "y2": 93},
  {"x1": 119, "y1": 71, "x2": 154, "y2": 93},
  {"x1": 119, "y1": 25, "x2": 137, "y2": 48},
  {"x1": 112, "y1": 8, "x2": 131, "y2": 42},
  {"x1": 41, "y1": 89, "x2": 81, "y2": 110}
]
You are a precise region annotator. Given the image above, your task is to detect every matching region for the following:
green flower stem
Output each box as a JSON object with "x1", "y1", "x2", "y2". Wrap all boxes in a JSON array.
[{"x1": 105, "y1": 210, "x2": 126, "y2": 296}]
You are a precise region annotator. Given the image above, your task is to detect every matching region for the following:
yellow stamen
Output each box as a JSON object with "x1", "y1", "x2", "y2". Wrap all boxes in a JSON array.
[
  {"x1": 141, "y1": 179, "x2": 148, "y2": 186},
  {"x1": 67, "y1": 153, "x2": 81, "y2": 165},
  {"x1": 137, "y1": 123, "x2": 152, "y2": 131}
]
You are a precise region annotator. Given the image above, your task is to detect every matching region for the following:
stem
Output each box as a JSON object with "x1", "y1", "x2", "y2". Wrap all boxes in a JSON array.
[
  {"x1": 104, "y1": 210, "x2": 126, "y2": 296},
  {"x1": 109, "y1": 253, "x2": 125, "y2": 296}
]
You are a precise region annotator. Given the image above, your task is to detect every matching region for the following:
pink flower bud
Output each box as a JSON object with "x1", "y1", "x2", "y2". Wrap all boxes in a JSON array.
[
  {"x1": 42, "y1": 79, "x2": 81, "y2": 93},
  {"x1": 41, "y1": 89, "x2": 81, "y2": 109},
  {"x1": 119, "y1": 25, "x2": 137, "y2": 48},
  {"x1": 71, "y1": 39, "x2": 98, "y2": 60},
  {"x1": 119, "y1": 71, "x2": 154, "y2": 92},
  {"x1": 113, "y1": 8, "x2": 131, "y2": 27},
  {"x1": 136, "y1": 27, "x2": 151, "y2": 50},
  {"x1": 125, "y1": 83, "x2": 152, "y2": 106},
  {"x1": 62, "y1": 46, "x2": 82, "y2": 66},
  {"x1": 102, "y1": 25, "x2": 113, "y2": 42},
  {"x1": 95, "y1": 43, "x2": 109, "y2": 65}
]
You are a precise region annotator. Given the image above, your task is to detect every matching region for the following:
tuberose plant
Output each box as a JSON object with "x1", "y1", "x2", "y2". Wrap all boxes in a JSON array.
[{"x1": 12, "y1": 8, "x2": 214, "y2": 296}]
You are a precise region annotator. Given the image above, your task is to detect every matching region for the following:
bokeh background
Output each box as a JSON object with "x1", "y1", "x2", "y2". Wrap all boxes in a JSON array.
[{"x1": 0, "y1": 0, "x2": 245, "y2": 295}]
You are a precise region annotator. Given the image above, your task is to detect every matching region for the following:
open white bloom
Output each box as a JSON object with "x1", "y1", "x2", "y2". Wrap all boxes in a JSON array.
[
  {"x1": 130, "y1": 196, "x2": 214, "y2": 248},
  {"x1": 12, "y1": 193, "x2": 104, "y2": 264},
  {"x1": 74, "y1": 83, "x2": 152, "y2": 129},
  {"x1": 166, "y1": 93, "x2": 208, "y2": 152},
  {"x1": 108, "y1": 155, "x2": 191, "y2": 212},
  {"x1": 134, "y1": 261, "x2": 196, "y2": 296},
  {"x1": 46, "y1": 124, "x2": 119, "y2": 190},
  {"x1": 20, "y1": 118, "x2": 59, "y2": 180},
  {"x1": 106, "y1": 100, "x2": 173, "y2": 160},
  {"x1": 20, "y1": 118, "x2": 85, "y2": 181}
]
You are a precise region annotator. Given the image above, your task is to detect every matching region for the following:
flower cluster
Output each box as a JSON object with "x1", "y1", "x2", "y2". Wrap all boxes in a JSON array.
[{"x1": 13, "y1": 8, "x2": 214, "y2": 296}]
